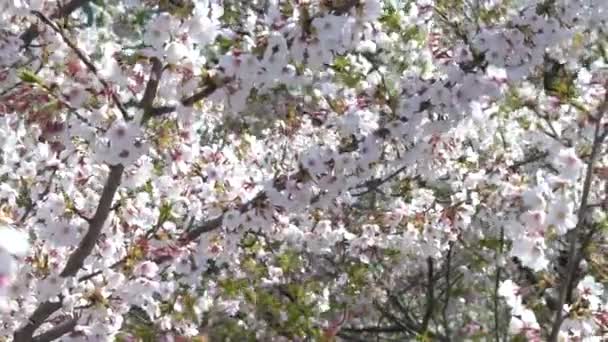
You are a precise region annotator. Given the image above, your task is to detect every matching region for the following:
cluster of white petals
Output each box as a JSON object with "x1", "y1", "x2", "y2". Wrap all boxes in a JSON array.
[{"x1": 0, "y1": 0, "x2": 606, "y2": 341}]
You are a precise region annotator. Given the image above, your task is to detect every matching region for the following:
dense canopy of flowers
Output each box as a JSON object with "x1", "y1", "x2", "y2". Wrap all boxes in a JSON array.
[{"x1": 0, "y1": 0, "x2": 607, "y2": 341}]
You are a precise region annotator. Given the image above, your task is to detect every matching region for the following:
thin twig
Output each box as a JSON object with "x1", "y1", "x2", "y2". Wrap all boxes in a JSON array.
[
  {"x1": 31, "y1": 10, "x2": 130, "y2": 120},
  {"x1": 18, "y1": 167, "x2": 59, "y2": 224},
  {"x1": 507, "y1": 151, "x2": 550, "y2": 171},
  {"x1": 148, "y1": 83, "x2": 218, "y2": 117},
  {"x1": 351, "y1": 165, "x2": 410, "y2": 197},
  {"x1": 77, "y1": 257, "x2": 126, "y2": 282},
  {"x1": 21, "y1": 0, "x2": 92, "y2": 48},
  {"x1": 374, "y1": 301, "x2": 417, "y2": 336},
  {"x1": 442, "y1": 243, "x2": 453, "y2": 340}
]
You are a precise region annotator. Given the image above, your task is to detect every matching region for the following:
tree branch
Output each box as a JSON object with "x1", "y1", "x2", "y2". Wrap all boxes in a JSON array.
[
  {"x1": 61, "y1": 164, "x2": 124, "y2": 276},
  {"x1": 494, "y1": 226, "x2": 505, "y2": 342},
  {"x1": 31, "y1": 317, "x2": 78, "y2": 342},
  {"x1": 442, "y1": 243, "x2": 454, "y2": 341},
  {"x1": 548, "y1": 108, "x2": 608, "y2": 341},
  {"x1": 14, "y1": 165, "x2": 123, "y2": 341},
  {"x1": 13, "y1": 301, "x2": 62, "y2": 342},
  {"x1": 325, "y1": 0, "x2": 359, "y2": 15},
  {"x1": 139, "y1": 57, "x2": 164, "y2": 124}
]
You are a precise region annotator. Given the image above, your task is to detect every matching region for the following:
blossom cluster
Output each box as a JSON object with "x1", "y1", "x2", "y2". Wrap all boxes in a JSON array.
[{"x1": 0, "y1": 0, "x2": 607, "y2": 341}]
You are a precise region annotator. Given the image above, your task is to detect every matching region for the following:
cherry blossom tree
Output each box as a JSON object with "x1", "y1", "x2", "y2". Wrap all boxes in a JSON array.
[{"x1": 0, "y1": 0, "x2": 607, "y2": 341}]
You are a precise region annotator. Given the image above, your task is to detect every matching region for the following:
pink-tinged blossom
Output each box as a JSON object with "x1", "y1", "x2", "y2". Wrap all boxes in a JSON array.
[
  {"x1": 547, "y1": 198, "x2": 578, "y2": 235},
  {"x1": 499, "y1": 279, "x2": 523, "y2": 308},
  {"x1": 522, "y1": 188, "x2": 546, "y2": 210},
  {"x1": 0, "y1": 226, "x2": 27, "y2": 304},
  {"x1": 520, "y1": 210, "x2": 547, "y2": 236},
  {"x1": 554, "y1": 148, "x2": 584, "y2": 181},
  {"x1": 509, "y1": 306, "x2": 541, "y2": 339},
  {"x1": 0, "y1": 251, "x2": 16, "y2": 292},
  {"x1": 134, "y1": 261, "x2": 160, "y2": 279},
  {"x1": 220, "y1": 299, "x2": 240, "y2": 316},
  {"x1": 577, "y1": 276, "x2": 604, "y2": 310},
  {"x1": 1, "y1": 0, "x2": 608, "y2": 340},
  {"x1": 143, "y1": 14, "x2": 172, "y2": 49},
  {"x1": 559, "y1": 317, "x2": 598, "y2": 340},
  {"x1": 504, "y1": 220, "x2": 526, "y2": 240}
]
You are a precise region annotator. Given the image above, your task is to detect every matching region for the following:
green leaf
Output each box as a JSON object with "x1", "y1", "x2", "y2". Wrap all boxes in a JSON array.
[
  {"x1": 543, "y1": 59, "x2": 577, "y2": 100},
  {"x1": 479, "y1": 238, "x2": 502, "y2": 250},
  {"x1": 158, "y1": 201, "x2": 174, "y2": 223},
  {"x1": 216, "y1": 35, "x2": 234, "y2": 54},
  {"x1": 332, "y1": 56, "x2": 350, "y2": 72},
  {"x1": 379, "y1": 8, "x2": 401, "y2": 32},
  {"x1": 277, "y1": 250, "x2": 301, "y2": 273},
  {"x1": 18, "y1": 69, "x2": 44, "y2": 84},
  {"x1": 219, "y1": 278, "x2": 248, "y2": 298},
  {"x1": 133, "y1": 10, "x2": 152, "y2": 26}
]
